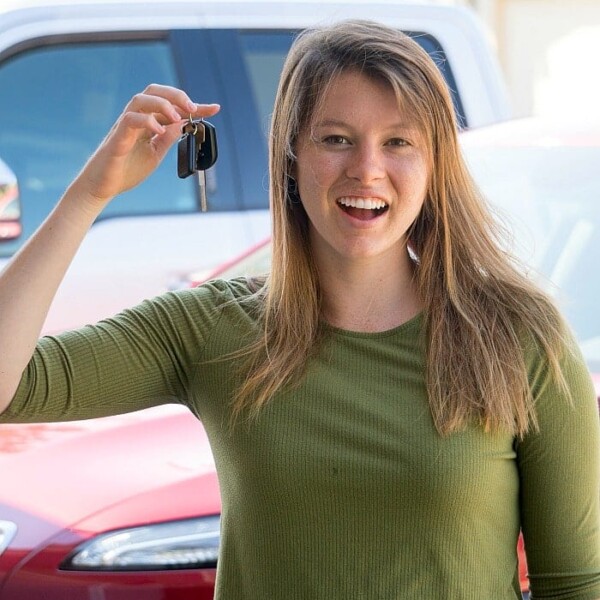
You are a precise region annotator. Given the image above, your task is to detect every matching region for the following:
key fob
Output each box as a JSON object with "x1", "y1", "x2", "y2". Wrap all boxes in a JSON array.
[
  {"x1": 195, "y1": 120, "x2": 218, "y2": 170},
  {"x1": 177, "y1": 121, "x2": 198, "y2": 179}
]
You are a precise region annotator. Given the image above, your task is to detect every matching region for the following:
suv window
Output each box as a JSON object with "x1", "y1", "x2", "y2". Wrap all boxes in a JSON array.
[
  {"x1": 240, "y1": 32, "x2": 293, "y2": 140},
  {"x1": 411, "y1": 32, "x2": 466, "y2": 128},
  {"x1": 238, "y1": 30, "x2": 466, "y2": 139},
  {"x1": 0, "y1": 39, "x2": 192, "y2": 257},
  {"x1": 216, "y1": 30, "x2": 295, "y2": 210}
]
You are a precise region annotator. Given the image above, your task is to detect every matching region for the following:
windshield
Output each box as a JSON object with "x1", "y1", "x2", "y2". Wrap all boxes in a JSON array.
[{"x1": 463, "y1": 144, "x2": 600, "y2": 372}]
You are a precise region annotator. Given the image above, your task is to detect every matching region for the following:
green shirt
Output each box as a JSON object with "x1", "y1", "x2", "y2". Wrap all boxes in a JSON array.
[{"x1": 3, "y1": 278, "x2": 600, "y2": 599}]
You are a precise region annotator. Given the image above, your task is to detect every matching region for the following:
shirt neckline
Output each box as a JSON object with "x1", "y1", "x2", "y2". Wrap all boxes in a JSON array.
[{"x1": 320, "y1": 311, "x2": 424, "y2": 339}]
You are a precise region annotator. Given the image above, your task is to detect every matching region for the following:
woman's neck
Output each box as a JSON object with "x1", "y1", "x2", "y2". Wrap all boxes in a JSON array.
[{"x1": 317, "y1": 251, "x2": 422, "y2": 333}]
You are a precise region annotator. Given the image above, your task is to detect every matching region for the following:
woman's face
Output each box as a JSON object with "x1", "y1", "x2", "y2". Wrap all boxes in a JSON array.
[{"x1": 294, "y1": 70, "x2": 429, "y2": 267}]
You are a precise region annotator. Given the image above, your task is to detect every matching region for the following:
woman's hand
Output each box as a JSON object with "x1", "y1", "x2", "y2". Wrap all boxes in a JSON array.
[{"x1": 72, "y1": 84, "x2": 220, "y2": 208}]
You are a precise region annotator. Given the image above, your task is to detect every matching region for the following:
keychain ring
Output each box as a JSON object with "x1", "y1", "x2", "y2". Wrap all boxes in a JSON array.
[{"x1": 188, "y1": 114, "x2": 198, "y2": 135}]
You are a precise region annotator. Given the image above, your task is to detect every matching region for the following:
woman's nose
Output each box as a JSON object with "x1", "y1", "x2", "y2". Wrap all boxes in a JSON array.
[{"x1": 344, "y1": 143, "x2": 386, "y2": 183}]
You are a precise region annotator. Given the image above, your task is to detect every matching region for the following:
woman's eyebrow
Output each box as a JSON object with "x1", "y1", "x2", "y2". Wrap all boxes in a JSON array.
[
  {"x1": 312, "y1": 119, "x2": 350, "y2": 129},
  {"x1": 313, "y1": 119, "x2": 417, "y2": 131}
]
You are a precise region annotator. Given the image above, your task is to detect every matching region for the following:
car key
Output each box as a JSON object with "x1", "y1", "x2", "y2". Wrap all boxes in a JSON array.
[
  {"x1": 177, "y1": 118, "x2": 218, "y2": 212},
  {"x1": 195, "y1": 120, "x2": 218, "y2": 212}
]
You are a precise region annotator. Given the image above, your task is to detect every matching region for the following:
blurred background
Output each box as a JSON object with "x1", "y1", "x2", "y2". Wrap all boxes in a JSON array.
[{"x1": 452, "y1": 0, "x2": 600, "y2": 119}]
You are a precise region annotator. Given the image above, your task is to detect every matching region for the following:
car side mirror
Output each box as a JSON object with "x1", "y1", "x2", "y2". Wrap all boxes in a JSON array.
[{"x1": 0, "y1": 157, "x2": 22, "y2": 241}]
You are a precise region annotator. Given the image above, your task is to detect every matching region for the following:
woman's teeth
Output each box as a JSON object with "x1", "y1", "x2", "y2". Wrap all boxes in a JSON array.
[{"x1": 337, "y1": 197, "x2": 388, "y2": 210}]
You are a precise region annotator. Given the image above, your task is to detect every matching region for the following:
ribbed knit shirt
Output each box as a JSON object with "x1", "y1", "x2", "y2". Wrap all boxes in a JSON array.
[{"x1": 3, "y1": 278, "x2": 600, "y2": 599}]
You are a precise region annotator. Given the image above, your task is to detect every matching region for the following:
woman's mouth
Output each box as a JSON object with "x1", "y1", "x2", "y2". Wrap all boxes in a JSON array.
[{"x1": 337, "y1": 196, "x2": 389, "y2": 221}]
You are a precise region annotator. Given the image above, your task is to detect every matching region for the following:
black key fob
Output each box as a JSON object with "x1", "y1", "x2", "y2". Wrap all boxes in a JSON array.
[
  {"x1": 196, "y1": 120, "x2": 218, "y2": 170},
  {"x1": 177, "y1": 123, "x2": 197, "y2": 179}
]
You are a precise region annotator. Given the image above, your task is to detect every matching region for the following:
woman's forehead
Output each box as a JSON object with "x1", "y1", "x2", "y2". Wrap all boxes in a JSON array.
[{"x1": 303, "y1": 70, "x2": 423, "y2": 133}]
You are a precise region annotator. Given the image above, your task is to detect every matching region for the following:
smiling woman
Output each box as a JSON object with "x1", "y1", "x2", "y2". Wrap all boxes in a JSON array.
[{"x1": 0, "y1": 18, "x2": 599, "y2": 600}]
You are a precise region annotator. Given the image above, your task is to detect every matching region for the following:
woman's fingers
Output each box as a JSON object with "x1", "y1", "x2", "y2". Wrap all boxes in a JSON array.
[
  {"x1": 127, "y1": 84, "x2": 220, "y2": 124},
  {"x1": 189, "y1": 102, "x2": 221, "y2": 119}
]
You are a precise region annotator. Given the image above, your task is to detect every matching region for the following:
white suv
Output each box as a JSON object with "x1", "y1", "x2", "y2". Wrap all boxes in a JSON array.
[{"x1": 0, "y1": 0, "x2": 511, "y2": 333}]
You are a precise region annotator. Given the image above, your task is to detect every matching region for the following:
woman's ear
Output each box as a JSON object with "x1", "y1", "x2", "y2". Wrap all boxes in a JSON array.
[{"x1": 287, "y1": 174, "x2": 300, "y2": 202}]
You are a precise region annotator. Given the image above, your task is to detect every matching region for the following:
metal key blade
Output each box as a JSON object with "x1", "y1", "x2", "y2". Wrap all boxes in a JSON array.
[{"x1": 197, "y1": 169, "x2": 208, "y2": 212}]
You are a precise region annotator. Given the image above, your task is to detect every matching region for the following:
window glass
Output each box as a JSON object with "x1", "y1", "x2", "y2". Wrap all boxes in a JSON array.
[
  {"x1": 409, "y1": 33, "x2": 467, "y2": 128},
  {"x1": 239, "y1": 30, "x2": 465, "y2": 143},
  {"x1": 238, "y1": 33, "x2": 294, "y2": 142},
  {"x1": 0, "y1": 40, "x2": 194, "y2": 257}
]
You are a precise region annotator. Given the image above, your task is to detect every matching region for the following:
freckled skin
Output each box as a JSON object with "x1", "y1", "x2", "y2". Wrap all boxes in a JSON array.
[{"x1": 295, "y1": 70, "x2": 430, "y2": 271}]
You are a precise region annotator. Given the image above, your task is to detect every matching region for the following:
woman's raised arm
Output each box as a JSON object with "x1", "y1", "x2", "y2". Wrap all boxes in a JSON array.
[{"x1": 0, "y1": 84, "x2": 219, "y2": 412}]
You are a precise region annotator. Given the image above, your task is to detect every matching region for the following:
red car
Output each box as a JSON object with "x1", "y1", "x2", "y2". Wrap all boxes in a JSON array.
[
  {"x1": 0, "y1": 406, "x2": 219, "y2": 598},
  {"x1": 1, "y1": 118, "x2": 599, "y2": 599}
]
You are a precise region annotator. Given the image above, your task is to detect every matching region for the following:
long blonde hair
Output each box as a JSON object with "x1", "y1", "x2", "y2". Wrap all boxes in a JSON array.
[{"x1": 231, "y1": 19, "x2": 569, "y2": 436}]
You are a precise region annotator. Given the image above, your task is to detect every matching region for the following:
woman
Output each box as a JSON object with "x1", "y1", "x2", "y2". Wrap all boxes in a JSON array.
[{"x1": 1, "y1": 20, "x2": 599, "y2": 600}]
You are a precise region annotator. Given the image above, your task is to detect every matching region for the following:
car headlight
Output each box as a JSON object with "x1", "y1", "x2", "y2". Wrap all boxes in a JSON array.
[
  {"x1": 0, "y1": 520, "x2": 17, "y2": 555},
  {"x1": 61, "y1": 515, "x2": 219, "y2": 571}
]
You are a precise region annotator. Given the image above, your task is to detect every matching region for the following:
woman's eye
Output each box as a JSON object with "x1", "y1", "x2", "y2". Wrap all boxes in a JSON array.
[
  {"x1": 387, "y1": 138, "x2": 409, "y2": 147},
  {"x1": 323, "y1": 135, "x2": 348, "y2": 145}
]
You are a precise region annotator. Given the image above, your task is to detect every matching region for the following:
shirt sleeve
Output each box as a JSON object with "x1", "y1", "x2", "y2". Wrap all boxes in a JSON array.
[
  {"x1": 0, "y1": 283, "x2": 227, "y2": 423},
  {"x1": 517, "y1": 332, "x2": 600, "y2": 599}
]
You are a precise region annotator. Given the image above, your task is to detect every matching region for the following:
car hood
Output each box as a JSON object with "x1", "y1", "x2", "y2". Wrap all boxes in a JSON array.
[{"x1": 0, "y1": 405, "x2": 218, "y2": 551}]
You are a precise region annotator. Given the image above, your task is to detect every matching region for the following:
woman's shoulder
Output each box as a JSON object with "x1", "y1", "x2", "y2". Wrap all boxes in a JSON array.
[
  {"x1": 110, "y1": 277, "x2": 265, "y2": 335},
  {"x1": 159, "y1": 276, "x2": 266, "y2": 322},
  {"x1": 520, "y1": 320, "x2": 594, "y2": 412},
  {"x1": 190, "y1": 276, "x2": 265, "y2": 305}
]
